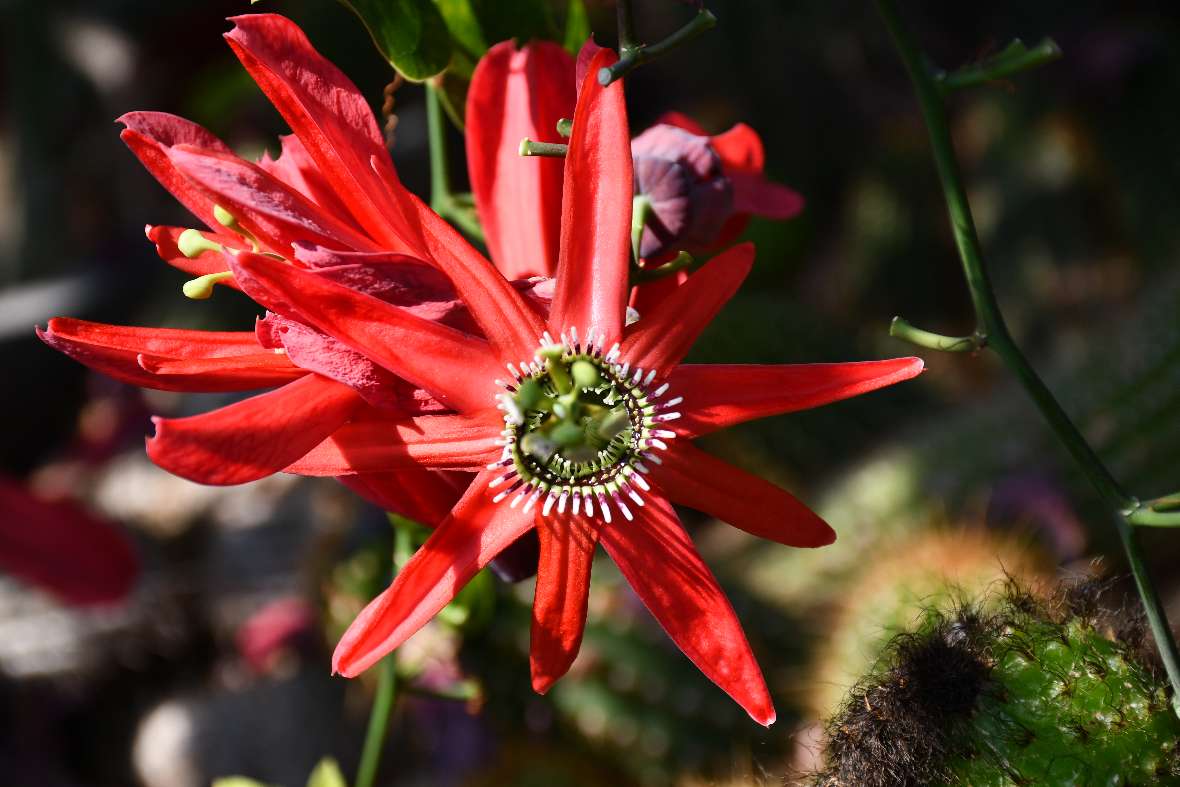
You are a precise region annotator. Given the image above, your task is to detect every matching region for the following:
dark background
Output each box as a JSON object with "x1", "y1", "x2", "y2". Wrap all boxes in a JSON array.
[{"x1": 2, "y1": 1, "x2": 1180, "y2": 785}]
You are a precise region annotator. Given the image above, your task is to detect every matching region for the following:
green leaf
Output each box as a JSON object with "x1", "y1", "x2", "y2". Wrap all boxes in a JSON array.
[
  {"x1": 434, "y1": 0, "x2": 487, "y2": 60},
  {"x1": 213, "y1": 779, "x2": 271, "y2": 787},
  {"x1": 472, "y1": 0, "x2": 559, "y2": 48},
  {"x1": 563, "y1": 0, "x2": 590, "y2": 55},
  {"x1": 306, "y1": 758, "x2": 347, "y2": 787},
  {"x1": 339, "y1": 0, "x2": 453, "y2": 81}
]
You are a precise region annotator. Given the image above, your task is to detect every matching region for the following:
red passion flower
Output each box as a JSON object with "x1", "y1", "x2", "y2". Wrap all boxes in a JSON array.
[{"x1": 39, "y1": 15, "x2": 923, "y2": 724}]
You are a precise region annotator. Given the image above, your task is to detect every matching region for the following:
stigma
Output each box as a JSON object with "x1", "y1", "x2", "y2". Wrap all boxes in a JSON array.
[{"x1": 487, "y1": 328, "x2": 681, "y2": 524}]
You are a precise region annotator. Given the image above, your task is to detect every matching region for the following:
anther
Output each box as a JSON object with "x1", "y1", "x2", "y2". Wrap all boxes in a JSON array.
[{"x1": 182, "y1": 271, "x2": 234, "y2": 300}]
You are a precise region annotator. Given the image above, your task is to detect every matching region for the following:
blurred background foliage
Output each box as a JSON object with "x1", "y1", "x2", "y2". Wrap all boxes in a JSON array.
[{"x1": 2, "y1": 0, "x2": 1180, "y2": 785}]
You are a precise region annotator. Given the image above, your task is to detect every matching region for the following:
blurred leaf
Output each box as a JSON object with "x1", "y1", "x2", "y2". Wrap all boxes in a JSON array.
[
  {"x1": 436, "y1": 70, "x2": 471, "y2": 130},
  {"x1": 341, "y1": 0, "x2": 453, "y2": 81},
  {"x1": 473, "y1": 0, "x2": 559, "y2": 46},
  {"x1": 306, "y1": 758, "x2": 347, "y2": 787},
  {"x1": 563, "y1": 0, "x2": 589, "y2": 55},
  {"x1": 213, "y1": 779, "x2": 271, "y2": 787},
  {"x1": 435, "y1": 0, "x2": 487, "y2": 59},
  {"x1": 437, "y1": 566, "x2": 495, "y2": 630}
]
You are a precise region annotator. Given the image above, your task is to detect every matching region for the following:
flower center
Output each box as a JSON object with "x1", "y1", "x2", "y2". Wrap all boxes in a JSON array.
[{"x1": 488, "y1": 328, "x2": 682, "y2": 522}]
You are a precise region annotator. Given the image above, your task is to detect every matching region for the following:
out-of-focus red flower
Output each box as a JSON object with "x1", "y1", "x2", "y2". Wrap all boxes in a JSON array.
[
  {"x1": 0, "y1": 476, "x2": 138, "y2": 606},
  {"x1": 236, "y1": 597, "x2": 317, "y2": 673},
  {"x1": 632, "y1": 115, "x2": 804, "y2": 258},
  {"x1": 41, "y1": 16, "x2": 922, "y2": 723}
]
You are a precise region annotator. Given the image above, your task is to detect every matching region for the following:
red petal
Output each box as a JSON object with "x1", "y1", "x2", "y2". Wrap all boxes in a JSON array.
[
  {"x1": 670, "y1": 358, "x2": 925, "y2": 437},
  {"x1": 257, "y1": 133, "x2": 360, "y2": 228},
  {"x1": 119, "y1": 112, "x2": 231, "y2": 230},
  {"x1": 710, "y1": 123, "x2": 764, "y2": 174},
  {"x1": 730, "y1": 172, "x2": 804, "y2": 220},
  {"x1": 574, "y1": 39, "x2": 605, "y2": 88},
  {"x1": 370, "y1": 154, "x2": 550, "y2": 364},
  {"x1": 651, "y1": 442, "x2": 835, "y2": 548},
  {"x1": 146, "y1": 374, "x2": 361, "y2": 485},
  {"x1": 137, "y1": 351, "x2": 305, "y2": 388},
  {"x1": 598, "y1": 494, "x2": 775, "y2": 725},
  {"x1": 655, "y1": 111, "x2": 707, "y2": 135},
  {"x1": 230, "y1": 251, "x2": 503, "y2": 413},
  {"x1": 285, "y1": 410, "x2": 504, "y2": 475},
  {"x1": 37, "y1": 318, "x2": 286, "y2": 392},
  {"x1": 333, "y1": 469, "x2": 535, "y2": 676},
  {"x1": 549, "y1": 48, "x2": 632, "y2": 348},
  {"x1": 147, "y1": 225, "x2": 243, "y2": 290},
  {"x1": 530, "y1": 511, "x2": 599, "y2": 693},
  {"x1": 225, "y1": 15, "x2": 421, "y2": 251},
  {"x1": 167, "y1": 144, "x2": 377, "y2": 254},
  {"x1": 620, "y1": 242, "x2": 754, "y2": 375},
  {"x1": 0, "y1": 477, "x2": 138, "y2": 606},
  {"x1": 338, "y1": 469, "x2": 469, "y2": 526},
  {"x1": 467, "y1": 40, "x2": 574, "y2": 279}
]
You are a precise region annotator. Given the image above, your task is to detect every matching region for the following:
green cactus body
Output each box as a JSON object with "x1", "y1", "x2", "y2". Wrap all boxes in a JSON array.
[
  {"x1": 816, "y1": 587, "x2": 1180, "y2": 787},
  {"x1": 950, "y1": 616, "x2": 1180, "y2": 786}
]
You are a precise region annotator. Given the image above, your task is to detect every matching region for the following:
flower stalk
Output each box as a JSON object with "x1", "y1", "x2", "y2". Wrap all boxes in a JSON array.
[
  {"x1": 353, "y1": 517, "x2": 416, "y2": 787},
  {"x1": 598, "y1": 7, "x2": 718, "y2": 86},
  {"x1": 876, "y1": 0, "x2": 1180, "y2": 716},
  {"x1": 426, "y1": 84, "x2": 484, "y2": 242}
]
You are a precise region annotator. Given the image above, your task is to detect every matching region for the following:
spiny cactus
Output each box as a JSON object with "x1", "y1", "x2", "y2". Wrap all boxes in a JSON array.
[
  {"x1": 813, "y1": 583, "x2": 1180, "y2": 786},
  {"x1": 809, "y1": 528, "x2": 1049, "y2": 717}
]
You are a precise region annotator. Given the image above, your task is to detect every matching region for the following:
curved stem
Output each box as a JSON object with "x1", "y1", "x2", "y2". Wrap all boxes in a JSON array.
[
  {"x1": 876, "y1": 0, "x2": 1180, "y2": 715},
  {"x1": 354, "y1": 655, "x2": 397, "y2": 787},
  {"x1": 889, "y1": 316, "x2": 982, "y2": 353}
]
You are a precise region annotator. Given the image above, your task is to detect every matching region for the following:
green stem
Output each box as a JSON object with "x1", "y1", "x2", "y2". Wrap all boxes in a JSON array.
[
  {"x1": 938, "y1": 37, "x2": 1062, "y2": 93},
  {"x1": 889, "y1": 316, "x2": 982, "y2": 353},
  {"x1": 876, "y1": 0, "x2": 1180, "y2": 716},
  {"x1": 354, "y1": 655, "x2": 396, "y2": 787},
  {"x1": 518, "y1": 139, "x2": 569, "y2": 157},
  {"x1": 616, "y1": 0, "x2": 637, "y2": 57},
  {"x1": 425, "y1": 84, "x2": 485, "y2": 242},
  {"x1": 599, "y1": 10, "x2": 717, "y2": 86}
]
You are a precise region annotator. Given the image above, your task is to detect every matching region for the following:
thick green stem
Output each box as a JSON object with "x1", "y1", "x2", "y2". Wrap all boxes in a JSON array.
[
  {"x1": 616, "y1": 0, "x2": 637, "y2": 57},
  {"x1": 876, "y1": 0, "x2": 1180, "y2": 715},
  {"x1": 425, "y1": 84, "x2": 484, "y2": 242}
]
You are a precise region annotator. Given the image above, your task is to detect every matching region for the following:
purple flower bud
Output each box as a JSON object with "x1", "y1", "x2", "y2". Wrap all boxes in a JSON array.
[{"x1": 632, "y1": 124, "x2": 734, "y2": 258}]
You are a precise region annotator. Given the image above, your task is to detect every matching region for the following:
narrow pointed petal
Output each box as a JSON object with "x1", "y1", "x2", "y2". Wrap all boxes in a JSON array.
[
  {"x1": 167, "y1": 145, "x2": 378, "y2": 253},
  {"x1": 146, "y1": 225, "x2": 243, "y2": 289},
  {"x1": 338, "y1": 469, "x2": 469, "y2": 527},
  {"x1": 285, "y1": 410, "x2": 504, "y2": 475},
  {"x1": 599, "y1": 494, "x2": 775, "y2": 725},
  {"x1": 119, "y1": 112, "x2": 231, "y2": 230},
  {"x1": 651, "y1": 442, "x2": 835, "y2": 548},
  {"x1": 137, "y1": 351, "x2": 305, "y2": 389},
  {"x1": 258, "y1": 133, "x2": 360, "y2": 227},
  {"x1": 669, "y1": 358, "x2": 925, "y2": 437},
  {"x1": 333, "y1": 469, "x2": 535, "y2": 676},
  {"x1": 224, "y1": 14, "x2": 419, "y2": 250},
  {"x1": 146, "y1": 374, "x2": 361, "y2": 485},
  {"x1": 370, "y1": 154, "x2": 549, "y2": 363},
  {"x1": 549, "y1": 48, "x2": 632, "y2": 347},
  {"x1": 37, "y1": 318, "x2": 287, "y2": 392},
  {"x1": 467, "y1": 40, "x2": 574, "y2": 279},
  {"x1": 230, "y1": 251, "x2": 503, "y2": 413},
  {"x1": 531, "y1": 511, "x2": 599, "y2": 693},
  {"x1": 620, "y1": 242, "x2": 754, "y2": 375}
]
